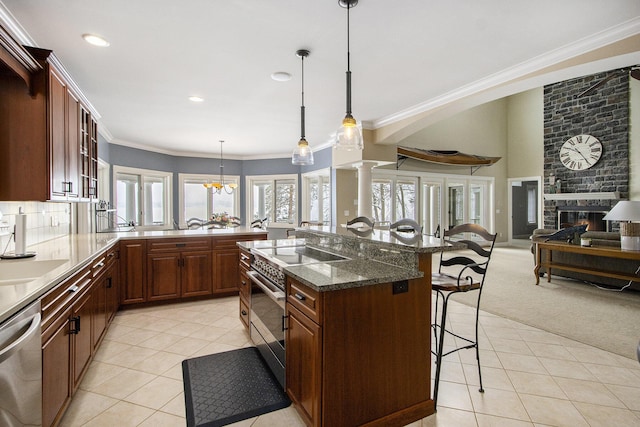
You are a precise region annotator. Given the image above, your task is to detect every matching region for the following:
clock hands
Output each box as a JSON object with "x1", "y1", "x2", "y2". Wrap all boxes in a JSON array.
[{"x1": 568, "y1": 146, "x2": 591, "y2": 164}]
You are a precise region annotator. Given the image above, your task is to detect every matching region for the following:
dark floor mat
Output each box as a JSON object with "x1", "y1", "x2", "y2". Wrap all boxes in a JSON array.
[{"x1": 182, "y1": 347, "x2": 290, "y2": 427}]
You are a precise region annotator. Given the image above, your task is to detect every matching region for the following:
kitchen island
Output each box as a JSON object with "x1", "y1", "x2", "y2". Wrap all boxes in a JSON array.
[{"x1": 241, "y1": 227, "x2": 463, "y2": 427}]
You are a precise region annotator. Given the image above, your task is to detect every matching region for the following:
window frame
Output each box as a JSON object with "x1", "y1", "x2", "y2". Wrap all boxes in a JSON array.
[
  {"x1": 301, "y1": 168, "x2": 331, "y2": 225},
  {"x1": 113, "y1": 165, "x2": 172, "y2": 231},
  {"x1": 246, "y1": 174, "x2": 298, "y2": 228},
  {"x1": 178, "y1": 173, "x2": 240, "y2": 227},
  {"x1": 371, "y1": 172, "x2": 419, "y2": 225}
]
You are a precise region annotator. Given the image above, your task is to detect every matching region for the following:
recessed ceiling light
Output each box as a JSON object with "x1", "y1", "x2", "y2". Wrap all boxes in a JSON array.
[
  {"x1": 82, "y1": 33, "x2": 110, "y2": 47},
  {"x1": 271, "y1": 71, "x2": 292, "y2": 82},
  {"x1": 189, "y1": 96, "x2": 204, "y2": 102}
]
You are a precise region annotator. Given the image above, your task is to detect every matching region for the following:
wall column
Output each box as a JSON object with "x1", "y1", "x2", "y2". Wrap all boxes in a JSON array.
[{"x1": 356, "y1": 161, "x2": 376, "y2": 218}]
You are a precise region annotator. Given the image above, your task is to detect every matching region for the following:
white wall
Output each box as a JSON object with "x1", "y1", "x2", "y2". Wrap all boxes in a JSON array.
[
  {"x1": 397, "y1": 98, "x2": 510, "y2": 240},
  {"x1": 506, "y1": 88, "x2": 544, "y2": 179}
]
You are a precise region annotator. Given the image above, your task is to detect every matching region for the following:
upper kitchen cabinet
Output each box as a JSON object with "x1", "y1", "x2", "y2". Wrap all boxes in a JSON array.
[{"x1": 0, "y1": 31, "x2": 99, "y2": 201}]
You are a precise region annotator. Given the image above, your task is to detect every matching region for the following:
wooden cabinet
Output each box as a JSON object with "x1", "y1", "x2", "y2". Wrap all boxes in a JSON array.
[
  {"x1": 105, "y1": 258, "x2": 119, "y2": 324},
  {"x1": 41, "y1": 264, "x2": 92, "y2": 427},
  {"x1": 71, "y1": 287, "x2": 93, "y2": 390},
  {"x1": 238, "y1": 247, "x2": 252, "y2": 329},
  {"x1": 120, "y1": 239, "x2": 146, "y2": 305},
  {"x1": 29, "y1": 47, "x2": 85, "y2": 201},
  {"x1": 285, "y1": 276, "x2": 433, "y2": 427},
  {"x1": 147, "y1": 238, "x2": 212, "y2": 300},
  {"x1": 118, "y1": 234, "x2": 266, "y2": 307},
  {"x1": 0, "y1": 44, "x2": 97, "y2": 201},
  {"x1": 41, "y1": 305, "x2": 71, "y2": 427},
  {"x1": 214, "y1": 233, "x2": 266, "y2": 296},
  {"x1": 80, "y1": 107, "x2": 98, "y2": 200},
  {"x1": 286, "y1": 303, "x2": 322, "y2": 426},
  {"x1": 92, "y1": 247, "x2": 119, "y2": 349}
]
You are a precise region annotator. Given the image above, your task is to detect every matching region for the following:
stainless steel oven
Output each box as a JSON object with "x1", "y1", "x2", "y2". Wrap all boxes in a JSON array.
[
  {"x1": 248, "y1": 269, "x2": 286, "y2": 387},
  {"x1": 249, "y1": 246, "x2": 347, "y2": 388}
]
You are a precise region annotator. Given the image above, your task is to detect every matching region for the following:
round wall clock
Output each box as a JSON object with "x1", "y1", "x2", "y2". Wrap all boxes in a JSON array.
[{"x1": 559, "y1": 134, "x2": 602, "y2": 170}]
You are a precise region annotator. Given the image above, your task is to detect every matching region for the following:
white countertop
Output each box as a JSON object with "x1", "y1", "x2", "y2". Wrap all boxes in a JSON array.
[{"x1": 0, "y1": 228, "x2": 267, "y2": 324}]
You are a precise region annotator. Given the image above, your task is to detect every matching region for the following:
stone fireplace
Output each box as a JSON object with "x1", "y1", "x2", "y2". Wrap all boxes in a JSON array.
[{"x1": 542, "y1": 67, "x2": 630, "y2": 229}]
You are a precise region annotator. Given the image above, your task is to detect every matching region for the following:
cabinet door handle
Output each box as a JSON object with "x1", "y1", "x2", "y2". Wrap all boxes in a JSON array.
[
  {"x1": 294, "y1": 293, "x2": 306, "y2": 301},
  {"x1": 282, "y1": 315, "x2": 288, "y2": 331},
  {"x1": 70, "y1": 316, "x2": 81, "y2": 334},
  {"x1": 241, "y1": 309, "x2": 247, "y2": 316},
  {"x1": 240, "y1": 254, "x2": 250, "y2": 261},
  {"x1": 95, "y1": 261, "x2": 105, "y2": 268},
  {"x1": 106, "y1": 277, "x2": 112, "y2": 289},
  {"x1": 67, "y1": 285, "x2": 79, "y2": 293},
  {"x1": 176, "y1": 243, "x2": 186, "y2": 247}
]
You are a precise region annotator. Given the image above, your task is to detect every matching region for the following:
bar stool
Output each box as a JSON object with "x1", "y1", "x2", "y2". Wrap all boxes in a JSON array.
[{"x1": 431, "y1": 223, "x2": 497, "y2": 407}]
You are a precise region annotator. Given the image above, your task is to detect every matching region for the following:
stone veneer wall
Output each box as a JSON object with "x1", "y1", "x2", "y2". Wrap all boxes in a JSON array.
[{"x1": 543, "y1": 67, "x2": 630, "y2": 228}]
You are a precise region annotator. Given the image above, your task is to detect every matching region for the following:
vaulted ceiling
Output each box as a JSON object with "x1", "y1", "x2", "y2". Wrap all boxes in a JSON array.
[{"x1": 1, "y1": 0, "x2": 639, "y2": 158}]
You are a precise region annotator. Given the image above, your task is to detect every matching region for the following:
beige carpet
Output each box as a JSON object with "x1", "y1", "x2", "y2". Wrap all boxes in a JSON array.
[{"x1": 446, "y1": 246, "x2": 640, "y2": 360}]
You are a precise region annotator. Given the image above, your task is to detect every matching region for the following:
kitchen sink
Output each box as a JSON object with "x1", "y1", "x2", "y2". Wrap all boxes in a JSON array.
[{"x1": 0, "y1": 259, "x2": 69, "y2": 285}]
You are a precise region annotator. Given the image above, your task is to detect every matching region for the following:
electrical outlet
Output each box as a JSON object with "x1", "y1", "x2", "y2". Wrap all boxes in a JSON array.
[{"x1": 392, "y1": 280, "x2": 409, "y2": 294}]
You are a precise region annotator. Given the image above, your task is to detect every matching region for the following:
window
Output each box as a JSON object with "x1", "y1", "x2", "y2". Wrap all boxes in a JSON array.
[
  {"x1": 247, "y1": 175, "x2": 297, "y2": 226},
  {"x1": 302, "y1": 169, "x2": 331, "y2": 224},
  {"x1": 113, "y1": 166, "x2": 172, "y2": 230},
  {"x1": 372, "y1": 179, "x2": 392, "y2": 224},
  {"x1": 372, "y1": 176, "x2": 417, "y2": 225},
  {"x1": 178, "y1": 174, "x2": 240, "y2": 226},
  {"x1": 527, "y1": 185, "x2": 537, "y2": 224}
]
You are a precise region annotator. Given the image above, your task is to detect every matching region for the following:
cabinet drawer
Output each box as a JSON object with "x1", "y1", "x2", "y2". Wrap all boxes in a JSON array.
[
  {"x1": 239, "y1": 295, "x2": 250, "y2": 329},
  {"x1": 239, "y1": 270, "x2": 250, "y2": 299},
  {"x1": 287, "y1": 278, "x2": 322, "y2": 324},
  {"x1": 41, "y1": 265, "x2": 92, "y2": 329},
  {"x1": 239, "y1": 248, "x2": 252, "y2": 270},
  {"x1": 92, "y1": 247, "x2": 118, "y2": 278},
  {"x1": 147, "y1": 238, "x2": 211, "y2": 252},
  {"x1": 212, "y1": 237, "x2": 241, "y2": 249}
]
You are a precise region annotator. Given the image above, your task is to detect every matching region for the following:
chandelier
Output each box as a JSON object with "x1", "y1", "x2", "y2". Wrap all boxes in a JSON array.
[{"x1": 203, "y1": 140, "x2": 237, "y2": 194}]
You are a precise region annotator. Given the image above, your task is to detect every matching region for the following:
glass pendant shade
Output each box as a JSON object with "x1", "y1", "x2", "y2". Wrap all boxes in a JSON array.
[
  {"x1": 336, "y1": 114, "x2": 363, "y2": 151},
  {"x1": 292, "y1": 137, "x2": 314, "y2": 165},
  {"x1": 292, "y1": 49, "x2": 314, "y2": 165}
]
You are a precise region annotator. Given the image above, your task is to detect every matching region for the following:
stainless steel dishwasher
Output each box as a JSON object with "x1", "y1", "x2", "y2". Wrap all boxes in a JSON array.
[{"x1": 0, "y1": 300, "x2": 42, "y2": 426}]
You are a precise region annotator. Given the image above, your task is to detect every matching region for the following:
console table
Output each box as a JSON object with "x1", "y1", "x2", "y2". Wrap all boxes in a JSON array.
[{"x1": 534, "y1": 241, "x2": 640, "y2": 285}]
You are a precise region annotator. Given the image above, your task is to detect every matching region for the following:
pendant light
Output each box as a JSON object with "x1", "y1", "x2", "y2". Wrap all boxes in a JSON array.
[
  {"x1": 203, "y1": 140, "x2": 237, "y2": 194},
  {"x1": 334, "y1": 0, "x2": 363, "y2": 151},
  {"x1": 292, "y1": 49, "x2": 314, "y2": 165}
]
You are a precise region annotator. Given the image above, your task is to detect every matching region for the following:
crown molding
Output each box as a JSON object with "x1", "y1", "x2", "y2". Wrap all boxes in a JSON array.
[
  {"x1": 0, "y1": 1, "x2": 102, "y2": 117},
  {"x1": 373, "y1": 17, "x2": 640, "y2": 129}
]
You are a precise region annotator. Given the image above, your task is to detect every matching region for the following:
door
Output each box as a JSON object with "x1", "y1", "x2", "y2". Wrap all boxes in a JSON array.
[
  {"x1": 72, "y1": 289, "x2": 93, "y2": 390},
  {"x1": 510, "y1": 178, "x2": 541, "y2": 241},
  {"x1": 120, "y1": 240, "x2": 146, "y2": 304},
  {"x1": 147, "y1": 252, "x2": 181, "y2": 301},
  {"x1": 182, "y1": 250, "x2": 212, "y2": 297},
  {"x1": 213, "y1": 249, "x2": 240, "y2": 294},
  {"x1": 49, "y1": 67, "x2": 67, "y2": 199}
]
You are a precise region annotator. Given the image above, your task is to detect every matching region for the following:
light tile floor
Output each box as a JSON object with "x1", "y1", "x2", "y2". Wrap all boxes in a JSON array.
[{"x1": 60, "y1": 296, "x2": 640, "y2": 427}]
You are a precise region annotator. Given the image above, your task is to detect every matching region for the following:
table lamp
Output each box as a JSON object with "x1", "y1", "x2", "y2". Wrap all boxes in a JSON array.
[{"x1": 602, "y1": 201, "x2": 640, "y2": 251}]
